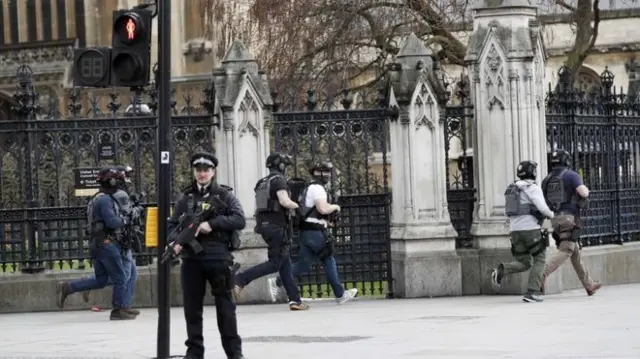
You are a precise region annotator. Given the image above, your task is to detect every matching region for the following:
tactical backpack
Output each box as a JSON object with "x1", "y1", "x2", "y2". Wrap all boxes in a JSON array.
[{"x1": 542, "y1": 169, "x2": 568, "y2": 213}]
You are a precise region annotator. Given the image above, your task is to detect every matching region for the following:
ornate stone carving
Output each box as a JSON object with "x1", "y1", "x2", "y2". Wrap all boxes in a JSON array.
[
  {"x1": 0, "y1": 42, "x2": 73, "y2": 78},
  {"x1": 472, "y1": 65, "x2": 481, "y2": 83},
  {"x1": 399, "y1": 112, "x2": 411, "y2": 126},
  {"x1": 237, "y1": 91, "x2": 260, "y2": 137},
  {"x1": 509, "y1": 69, "x2": 520, "y2": 80},
  {"x1": 183, "y1": 38, "x2": 214, "y2": 62},
  {"x1": 412, "y1": 83, "x2": 436, "y2": 130},
  {"x1": 484, "y1": 44, "x2": 506, "y2": 111}
]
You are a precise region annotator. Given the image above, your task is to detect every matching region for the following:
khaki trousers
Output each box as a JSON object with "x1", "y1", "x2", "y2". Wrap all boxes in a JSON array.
[{"x1": 544, "y1": 240, "x2": 594, "y2": 289}]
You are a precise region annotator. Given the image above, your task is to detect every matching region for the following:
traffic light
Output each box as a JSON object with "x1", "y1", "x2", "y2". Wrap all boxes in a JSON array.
[
  {"x1": 73, "y1": 47, "x2": 111, "y2": 87},
  {"x1": 111, "y1": 9, "x2": 153, "y2": 87}
]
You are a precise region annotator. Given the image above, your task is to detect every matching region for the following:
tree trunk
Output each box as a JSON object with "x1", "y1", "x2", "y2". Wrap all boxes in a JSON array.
[{"x1": 564, "y1": 0, "x2": 601, "y2": 76}]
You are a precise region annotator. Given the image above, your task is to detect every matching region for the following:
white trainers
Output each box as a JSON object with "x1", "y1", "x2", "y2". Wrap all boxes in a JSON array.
[
  {"x1": 336, "y1": 288, "x2": 358, "y2": 305},
  {"x1": 267, "y1": 278, "x2": 280, "y2": 303}
]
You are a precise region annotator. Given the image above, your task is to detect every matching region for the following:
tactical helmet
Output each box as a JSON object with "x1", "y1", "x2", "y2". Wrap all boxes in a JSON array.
[
  {"x1": 308, "y1": 160, "x2": 334, "y2": 184},
  {"x1": 116, "y1": 165, "x2": 133, "y2": 183},
  {"x1": 266, "y1": 153, "x2": 292, "y2": 172},
  {"x1": 96, "y1": 167, "x2": 124, "y2": 188},
  {"x1": 550, "y1": 149, "x2": 571, "y2": 167},
  {"x1": 308, "y1": 160, "x2": 334, "y2": 174},
  {"x1": 516, "y1": 160, "x2": 538, "y2": 180}
]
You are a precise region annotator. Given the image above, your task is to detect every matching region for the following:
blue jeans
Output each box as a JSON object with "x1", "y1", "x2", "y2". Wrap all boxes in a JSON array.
[
  {"x1": 292, "y1": 229, "x2": 345, "y2": 298},
  {"x1": 68, "y1": 240, "x2": 127, "y2": 309},
  {"x1": 122, "y1": 249, "x2": 137, "y2": 306},
  {"x1": 71, "y1": 249, "x2": 138, "y2": 306},
  {"x1": 236, "y1": 223, "x2": 302, "y2": 302}
]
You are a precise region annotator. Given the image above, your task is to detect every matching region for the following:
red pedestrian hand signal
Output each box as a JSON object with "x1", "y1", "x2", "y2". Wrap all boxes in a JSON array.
[{"x1": 126, "y1": 19, "x2": 136, "y2": 40}]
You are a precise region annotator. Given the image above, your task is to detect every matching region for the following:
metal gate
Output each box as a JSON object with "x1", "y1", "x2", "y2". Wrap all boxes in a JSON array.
[
  {"x1": 0, "y1": 65, "x2": 217, "y2": 273},
  {"x1": 546, "y1": 66, "x2": 640, "y2": 247},
  {"x1": 442, "y1": 78, "x2": 476, "y2": 249},
  {"x1": 272, "y1": 88, "x2": 395, "y2": 298}
]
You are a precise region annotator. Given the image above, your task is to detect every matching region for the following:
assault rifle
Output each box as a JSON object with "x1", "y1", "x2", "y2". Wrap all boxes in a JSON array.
[
  {"x1": 161, "y1": 210, "x2": 207, "y2": 264},
  {"x1": 160, "y1": 194, "x2": 236, "y2": 264},
  {"x1": 126, "y1": 192, "x2": 146, "y2": 252}
]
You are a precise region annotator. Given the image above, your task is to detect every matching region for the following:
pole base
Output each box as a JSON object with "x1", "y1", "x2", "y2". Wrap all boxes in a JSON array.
[{"x1": 20, "y1": 262, "x2": 45, "y2": 274}]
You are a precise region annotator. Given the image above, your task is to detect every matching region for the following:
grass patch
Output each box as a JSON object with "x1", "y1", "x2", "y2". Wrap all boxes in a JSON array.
[
  {"x1": 299, "y1": 280, "x2": 389, "y2": 299},
  {"x1": 0, "y1": 260, "x2": 93, "y2": 273}
]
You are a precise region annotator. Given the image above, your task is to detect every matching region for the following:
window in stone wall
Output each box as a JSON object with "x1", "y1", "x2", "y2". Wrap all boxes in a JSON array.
[{"x1": 575, "y1": 67, "x2": 602, "y2": 94}]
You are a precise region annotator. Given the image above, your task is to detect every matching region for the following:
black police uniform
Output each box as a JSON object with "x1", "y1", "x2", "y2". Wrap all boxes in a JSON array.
[{"x1": 167, "y1": 152, "x2": 247, "y2": 359}]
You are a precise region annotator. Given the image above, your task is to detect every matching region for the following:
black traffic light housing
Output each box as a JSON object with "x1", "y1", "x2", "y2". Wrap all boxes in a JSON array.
[
  {"x1": 73, "y1": 47, "x2": 112, "y2": 87},
  {"x1": 111, "y1": 9, "x2": 153, "y2": 87}
]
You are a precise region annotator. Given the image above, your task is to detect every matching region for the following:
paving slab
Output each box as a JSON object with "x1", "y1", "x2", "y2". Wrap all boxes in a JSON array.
[{"x1": 1, "y1": 284, "x2": 639, "y2": 359}]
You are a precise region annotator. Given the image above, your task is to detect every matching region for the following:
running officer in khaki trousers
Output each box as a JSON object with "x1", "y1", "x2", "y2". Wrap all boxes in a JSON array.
[{"x1": 540, "y1": 149, "x2": 602, "y2": 296}]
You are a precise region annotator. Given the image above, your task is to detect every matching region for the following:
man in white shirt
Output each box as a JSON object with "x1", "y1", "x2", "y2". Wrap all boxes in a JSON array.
[{"x1": 276, "y1": 161, "x2": 357, "y2": 304}]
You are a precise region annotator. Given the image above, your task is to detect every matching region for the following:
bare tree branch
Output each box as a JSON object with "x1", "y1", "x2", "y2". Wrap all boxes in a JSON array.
[{"x1": 200, "y1": 0, "x2": 606, "y2": 97}]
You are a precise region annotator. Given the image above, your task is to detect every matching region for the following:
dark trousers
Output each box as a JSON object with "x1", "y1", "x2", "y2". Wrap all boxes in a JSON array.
[
  {"x1": 180, "y1": 258, "x2": 242, "y2": 359},
  {"x1": 236, "y1": 223, "x2": 302, "y2": 302}
]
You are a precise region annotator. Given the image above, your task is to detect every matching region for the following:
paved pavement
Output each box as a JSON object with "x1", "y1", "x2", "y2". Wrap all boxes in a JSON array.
[{"x1": 1, "y1": 284, "x2": 639, "y2": 359}]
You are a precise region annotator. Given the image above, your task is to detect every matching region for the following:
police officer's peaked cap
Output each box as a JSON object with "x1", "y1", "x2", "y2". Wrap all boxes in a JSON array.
[{"x1": 190, "y1": 152, "x2": 218, "y2": 168}]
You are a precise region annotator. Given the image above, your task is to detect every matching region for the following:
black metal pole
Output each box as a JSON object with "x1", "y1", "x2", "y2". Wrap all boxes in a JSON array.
[{"x1": 156, "y1": 0, "x2": 172, "y2": 358}]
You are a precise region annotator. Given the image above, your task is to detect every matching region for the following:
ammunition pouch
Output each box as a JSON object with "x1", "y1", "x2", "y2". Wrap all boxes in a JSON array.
[
  {"x1": 510, "y1": 231, "x2": 549, "y2": 257},
  {"x1": 210, "y1": 262, "x2": 238, "y2": 295},
  {"x1": 551, "y1": 213, "x2": 577, "y2": 242}
]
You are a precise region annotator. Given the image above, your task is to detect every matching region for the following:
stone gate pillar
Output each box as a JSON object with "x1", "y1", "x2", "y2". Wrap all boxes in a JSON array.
[
  {"x1": 212, "y1": 41, "x2": 276, "y2": 302},
  {"x1": 388, "y1": 33, "x2": 462, "y2": 298},
  {"x1": 464, "y1": 0, "x2": 547, "y2": 293},
  {"x1": 212, "y1": 40, "x2": 273, "y2": 217}
]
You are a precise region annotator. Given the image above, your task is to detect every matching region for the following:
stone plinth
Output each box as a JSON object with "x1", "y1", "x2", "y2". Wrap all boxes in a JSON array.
[{"x1": 388, "y1": 34, "x2": 462, "y2": 298}]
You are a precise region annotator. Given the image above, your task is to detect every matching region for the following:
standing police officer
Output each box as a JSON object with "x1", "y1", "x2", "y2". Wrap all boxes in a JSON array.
[
  {"x1": 56, "y1": 167, "x2": 136, "y2": 320},
  {"x1": 233, "y1": 153, "x2": 309, "y2": 311},
  {"x1": 168, "y1": 152, "x2": 246, "y2": 359},
  {"x1": 490, "y1": 160, "x2": 554, "y2": 302}
]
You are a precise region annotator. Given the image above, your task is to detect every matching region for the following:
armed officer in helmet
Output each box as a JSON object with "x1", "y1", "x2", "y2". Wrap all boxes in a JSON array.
[
  {"x1": 56, "y1": 168, "x2": 136, "y2": 320},
  {"x1": 167, "y1": 152, "x2": 246, "y2": 359},
  {"x1": 81, "y1": 165, "x2": 142, "y2": 314},
  {"x1": 233, "y1": 153, "x2": 309, "y2": 311},
  {"x1": 277, "y1": 160, "x2": 358, "y2": 304},
  {"x1": 540, "y1": 149, "x2": 602, "y2": 296},
  {"x1": 490, "y1": 160, "x2": 555, "y2": 303}
]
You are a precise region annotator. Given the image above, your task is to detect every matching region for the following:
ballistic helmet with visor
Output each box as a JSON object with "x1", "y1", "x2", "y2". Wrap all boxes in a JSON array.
[
  {"x1": 550, "y1": 149, "x2": 571, "y2": 167},
  {"x1": 309, "y1": 160, "x2": 334, "y2": 185},
  {"x1": 115, "y1": 165, "x2": 134, "y2": 183},
  {"x1": 96, "y1": 167, "x2": 124, "y2": 188},
  {"x1": 516, "y1": 160, "x2": 538, "y2": 180},
  {"x1": 265, "y1": 153, "x2": 293, "y2": 172}
]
